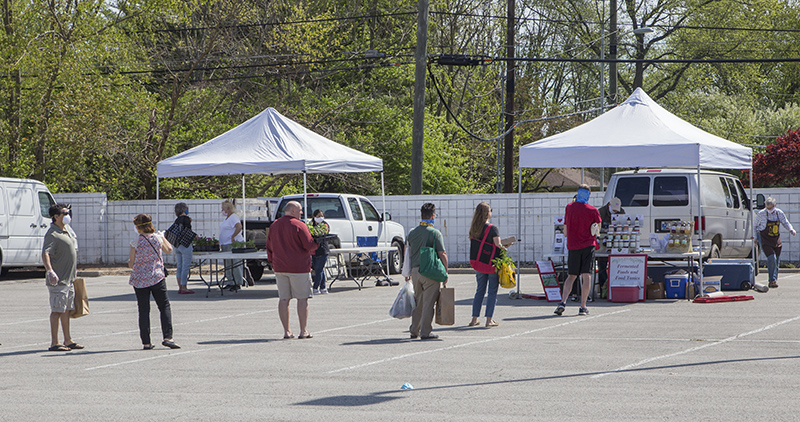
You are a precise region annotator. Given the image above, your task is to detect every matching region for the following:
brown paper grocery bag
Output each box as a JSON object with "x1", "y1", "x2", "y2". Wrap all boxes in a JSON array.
[
  {"x1": 70, "y1": 278, "x2": 90, "y2": 319},
  {"x1": 435, "y1": 287, "x2": 455, "y2": 325}
]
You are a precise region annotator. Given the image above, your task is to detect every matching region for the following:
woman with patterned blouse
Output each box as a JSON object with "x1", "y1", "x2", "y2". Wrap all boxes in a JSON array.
[{"x1": 128, "y1": 213, "x2": 180, "y2": 350}]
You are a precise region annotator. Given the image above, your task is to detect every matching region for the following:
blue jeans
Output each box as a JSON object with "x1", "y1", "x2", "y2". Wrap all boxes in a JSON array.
[
  {"x1": 312, "y1": 254, "x2": 328, "y2": 290},
  {"x1": 174, "y1": 244, "x2": 193, "y2": 287},
  {"x1": 472, "y1": 271, "x2": 499, "y2": 318},
  {"x1": 766, "y1": 252, "x2": 780, "y2": 282}
]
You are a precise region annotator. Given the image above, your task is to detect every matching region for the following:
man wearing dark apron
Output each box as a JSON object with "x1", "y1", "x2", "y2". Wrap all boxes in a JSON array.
[{"x1": 755, "y1": 197, "x2": 796, "y2": 288}]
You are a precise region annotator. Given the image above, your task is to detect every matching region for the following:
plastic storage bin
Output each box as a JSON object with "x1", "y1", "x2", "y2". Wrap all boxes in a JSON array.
[{"x1": 665, "y1": 274, "x2": 689, "y2": 299}]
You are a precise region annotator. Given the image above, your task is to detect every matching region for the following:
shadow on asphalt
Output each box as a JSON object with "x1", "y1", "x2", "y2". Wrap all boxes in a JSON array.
[
  {"x1": 295, "y1": 395, "x2": 402, "y2": 407},
  {"x1": 339, "y1": 338, "x2": 416, "y2": 346},
  {"x1": 197, "y1": 338, "x2": 274, "y2": 345},
  {"x1": 0, "y1": 348, "x2": 130, "y2": 358},
  {"x1": 364, "y1": 354, "x2": 800, "y2": 395}
]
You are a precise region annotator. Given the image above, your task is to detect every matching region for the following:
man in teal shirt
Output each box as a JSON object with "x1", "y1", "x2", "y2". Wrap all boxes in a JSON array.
[{"x1": 404, "y1": 203, "x2": 448, "y2": 340}]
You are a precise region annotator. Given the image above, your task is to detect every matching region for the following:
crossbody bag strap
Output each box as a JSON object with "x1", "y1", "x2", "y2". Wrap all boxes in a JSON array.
[
  {"x1": 479, "y1": 224, "x2": 492, "y2": 245},
  {"x1": 142, "y1": 234, "x2": 164, "y2": 266}
]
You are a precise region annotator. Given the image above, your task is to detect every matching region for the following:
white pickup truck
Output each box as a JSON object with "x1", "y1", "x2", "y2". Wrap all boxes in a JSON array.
[{"x1": 273, "y1": 193, "x2": 406, "y2": 274}]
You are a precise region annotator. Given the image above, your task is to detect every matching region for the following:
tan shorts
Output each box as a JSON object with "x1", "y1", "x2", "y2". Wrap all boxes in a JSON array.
[
  {"x1": 275, "y1": 272, "x2": 313, "y2": 300},
  {"x1": 48, "y1": 282, "x2": 75, "y2": 313}
]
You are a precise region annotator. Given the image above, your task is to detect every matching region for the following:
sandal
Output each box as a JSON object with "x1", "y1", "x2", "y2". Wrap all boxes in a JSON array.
[
  {"x1": 468, "y1": 321, "x2": 481, "y2": 327},
  {"x1": 486, "y1": 320, "x2": 500, "y2": 327},
  {"x1": 65, "y1": 342, "x2": 84, "y2": 350},
  {"x1": 161, "y1": 340, "x2": 181, "y2": 349},
  {"x1": 143, "y1": 344, "x2": 156, "y2": 350},
  {"x1": 48, "y1": 344, "x2": 70, "y2": 352},
  {"x1": 298, "y1": 333, "x2": 313, "y2": 339}
]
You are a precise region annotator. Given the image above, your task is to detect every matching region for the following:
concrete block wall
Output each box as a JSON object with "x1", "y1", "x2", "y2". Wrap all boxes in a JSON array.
[{"x1": 55, "y1": 189, "x2": 800, "y2": 266}]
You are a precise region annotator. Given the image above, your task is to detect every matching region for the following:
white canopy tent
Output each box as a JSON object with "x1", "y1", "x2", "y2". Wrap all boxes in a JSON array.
[
  {"x1": 156, "y1": 107, "x2": 385, "y2": 235},
  {"x1": 517, "y1": 88, "x2": 754, "y2": 296}
]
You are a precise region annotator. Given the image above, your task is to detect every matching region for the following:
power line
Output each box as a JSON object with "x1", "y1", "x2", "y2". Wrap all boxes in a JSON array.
[
  {"x1": 137, "y1": 11, "x2": 417, "y2": 34},
  {"x1": 427, "y1": 63, "x2": 612, "y2": 142},
  {"x1": 430, "y1": 10, "x2": 800, "y2": 33}
]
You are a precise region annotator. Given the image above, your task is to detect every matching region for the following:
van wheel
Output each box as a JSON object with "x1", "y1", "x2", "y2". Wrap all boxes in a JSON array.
[
  {"x1": 710, "y1": 244, "x2": 721, "y2": 259},
  {"x1": 389, "y1": 241, "x2": 403, "y2": 274}
]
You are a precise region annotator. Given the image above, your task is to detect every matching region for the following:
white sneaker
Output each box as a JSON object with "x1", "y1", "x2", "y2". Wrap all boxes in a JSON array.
[
  {"x1": 313, "y1": 289, "x2": 320, "y2": 295},
  {"x1": 321, "y1": 289, "x2": 328, "y2": 295}
]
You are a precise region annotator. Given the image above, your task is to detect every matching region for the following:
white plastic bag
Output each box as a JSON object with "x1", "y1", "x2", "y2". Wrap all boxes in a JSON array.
[
  {"x1": 389, "y1": 281, "x2": 416, "y2": 319},
  {"x1": 401, "y1": 245, "x2": 411, "y2": 278}
]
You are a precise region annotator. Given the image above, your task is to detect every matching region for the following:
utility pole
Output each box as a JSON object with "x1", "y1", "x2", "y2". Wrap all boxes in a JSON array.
[
  {"x1": 410, "y1": 0, "x2": 429, "y2": 195},
  {"x1": 609, "y1": 0, "x2": 617, "y2": 104},
  {"x1": 503, "y1": 0, "x2": 515, "y2": 193}
]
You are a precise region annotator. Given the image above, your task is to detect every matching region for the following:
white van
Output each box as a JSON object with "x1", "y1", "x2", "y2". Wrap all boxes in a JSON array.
[
  {"x1": 603, "y1": 169, "x2": 754, "y2": 258},
  {"x1": 0, "y1": 178, "x2": 56, "y2": 276}
]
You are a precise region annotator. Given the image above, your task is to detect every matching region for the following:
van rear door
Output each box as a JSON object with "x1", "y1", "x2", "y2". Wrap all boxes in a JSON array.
[
  {"x1": 651, "y1": 175, "x2": 692, "y2": 243},
  {"x1": 6, "y1": 183, "x2": 50, "y2": 265},
  {"x1": 0, "y1": 185, "x2": 7, "y2": 251},
  {"x1": 612, "y1": 175, "x2": 651, "y2": 246}
]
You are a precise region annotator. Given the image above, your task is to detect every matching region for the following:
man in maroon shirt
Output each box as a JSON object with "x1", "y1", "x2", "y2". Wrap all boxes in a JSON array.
[
  {"x1": 266, "y1": 201, "x2": 320, "y2": 339},
  {"x1": 555, "y1": 184, "x2": 601, "y2": 316}
]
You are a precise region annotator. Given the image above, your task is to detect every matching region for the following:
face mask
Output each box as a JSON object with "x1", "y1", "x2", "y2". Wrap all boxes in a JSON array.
[
  {"x1": 62, "y1": 215, "x2": 72, "y2": 226},
  {"x1": 184, "y1": 210, "x2": 189, "y2": 215},
  {"x1": 314, "y1": 217, "x2": 324, "y2": 223},
  {"x1": 767, "y1": 207, "x2": 776, "y2": 214},
  {"x1": 576, "y1": 188, "x2": 590, "y2": 203},
  {"x1": 422, "y1": 218, "x2": 435, "y2": 225}
]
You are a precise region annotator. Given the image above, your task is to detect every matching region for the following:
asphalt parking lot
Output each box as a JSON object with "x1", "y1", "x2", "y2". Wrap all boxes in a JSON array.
[{"x1": 1, "y1": 269, "x2": 799, "y2": 421}]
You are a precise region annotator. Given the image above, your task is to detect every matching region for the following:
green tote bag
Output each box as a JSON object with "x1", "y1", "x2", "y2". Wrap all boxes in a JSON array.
[{"x1": 419, "y1": 229, "x2": 448, "y2": 282}]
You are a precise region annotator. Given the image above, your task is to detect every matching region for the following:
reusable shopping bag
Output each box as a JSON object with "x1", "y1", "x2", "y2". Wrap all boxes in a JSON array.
[{"x1": 419, "y1": 229, "x2": 448, "y2": 282}]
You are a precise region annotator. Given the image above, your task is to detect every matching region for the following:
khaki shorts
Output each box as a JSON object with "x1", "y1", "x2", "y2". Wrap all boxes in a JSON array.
[
  {"x1": 275, "y1": 272, "x2": 313, "y2": 300},
  {"x1": 47, "y1": 282, "x2": 75, "y2": 313}
]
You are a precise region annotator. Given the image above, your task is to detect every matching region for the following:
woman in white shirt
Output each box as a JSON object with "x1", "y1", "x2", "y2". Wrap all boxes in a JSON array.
[{"x1": 220, "y1": 200, "x2": 245, "y2": 290}]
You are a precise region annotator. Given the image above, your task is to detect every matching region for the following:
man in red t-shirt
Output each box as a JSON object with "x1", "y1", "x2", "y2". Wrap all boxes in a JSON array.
[
  {"x1": 266, "y1": 201, "x2": 320, "y2": 339},
  {"x1": 555, "y1": 184, "x2": 601, "y2": 316}
]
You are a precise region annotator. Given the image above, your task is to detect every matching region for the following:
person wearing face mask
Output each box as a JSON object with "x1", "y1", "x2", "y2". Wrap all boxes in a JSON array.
[
  {"x1": 554, "y1": 184, "x2": 601, "y2": 317},
  {"x1": 755, "y1": 197, "x2": 796, "y2": 288},
  {"x1": 220, "y1": 200, "x2": 244, "y2": 290},
  {"x1": 404, "y1": 203, "x2": 448, "y2": 340},
  {"x1": 308, "y1": 210, "x2": 331, "y2": 295},
  {"x1": 41, "y1": 204, "x2": 83, "y2": 352}
]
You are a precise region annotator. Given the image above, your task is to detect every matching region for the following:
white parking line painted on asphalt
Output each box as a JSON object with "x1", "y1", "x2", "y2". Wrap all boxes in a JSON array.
[
  {"x1": 327, "y1": 309, "x2": 631, "y2": 374},
  {"x1": 80, "y1": 312, "x2": 392, "y2": 371},
  {"x1": 591, "y1": 315, "x2": 800, "y2": 379},
  {"x1": 315, "y1": 318, "x2": 396, "y2": 334}
]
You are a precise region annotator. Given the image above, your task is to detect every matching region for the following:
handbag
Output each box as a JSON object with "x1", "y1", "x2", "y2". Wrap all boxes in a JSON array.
[
  {"x1": 469, "y1": 225, "x2": 497, "y2": 274},
  {"x1": 418, "y1": 229, "x2": 448, "y2": 282},
  {"x1": 166, "y1": 222, "x2": 196, "y2": 248},
  {"x1": 70, "y1": 278, "x2": 90, "y2": 318},
  {"x1": 164, "y1": 222, "x2": 181, "y2": 246}
]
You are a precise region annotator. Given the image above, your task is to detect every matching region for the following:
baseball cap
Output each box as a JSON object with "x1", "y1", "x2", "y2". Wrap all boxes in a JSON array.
[{"x1": 610, "y1": 197, "x2": 622, "y2": 212}]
